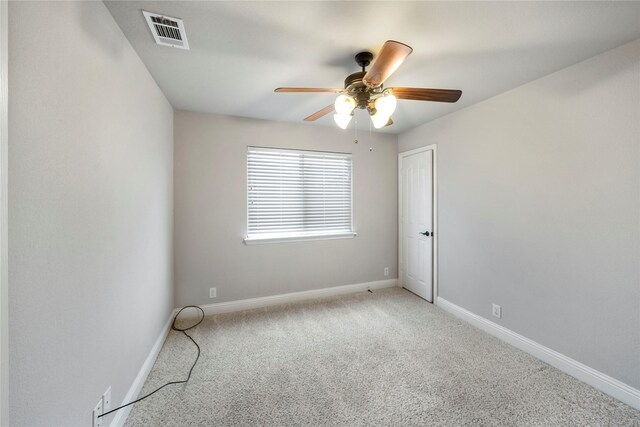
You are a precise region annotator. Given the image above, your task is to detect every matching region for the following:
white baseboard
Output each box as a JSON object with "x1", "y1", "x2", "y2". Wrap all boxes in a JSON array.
[
  {"x1": 436, "y1": 297, "x2": 640, "y2": 411},
  {"x1": 109, "y1": 308, "x2": 178, "y2": 427},
  {"x1": 191, "y1": 279, "x2": 398, "y2": 317}
]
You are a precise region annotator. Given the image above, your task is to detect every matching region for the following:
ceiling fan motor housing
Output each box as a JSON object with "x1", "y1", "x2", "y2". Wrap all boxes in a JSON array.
[
  {"x1": 344, "y1": 71, "x2": 366, "y2": 90},
  {"x1": 343, "y1": 72, "x2": 372, "y2": 109}
]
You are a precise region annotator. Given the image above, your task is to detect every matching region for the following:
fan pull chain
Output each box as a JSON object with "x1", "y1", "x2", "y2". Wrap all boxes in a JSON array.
[
  {"x1": 369, "y1": 118, "x2": 373, "y2": 151},
  {"x1": 353, "y1": 114, "x2": 358, "y2": 144}
]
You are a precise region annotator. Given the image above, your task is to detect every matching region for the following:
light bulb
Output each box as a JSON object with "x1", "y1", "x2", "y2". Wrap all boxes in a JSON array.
[
  {"x1": 370, "y1": 111, "x2": 390, "y2": 129},
  {"x1": 333, "y1": 113, "x2": 352, "y2": 129},
  {"x1": 374, "y1": 94, "x2": 397, "y2": 117},
  {"x1": 334, "y1": 95, "x2": 356, "y2": 116}
]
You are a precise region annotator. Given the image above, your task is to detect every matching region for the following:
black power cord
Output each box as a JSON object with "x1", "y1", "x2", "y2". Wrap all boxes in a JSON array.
[{"x1": 99, "y1": 305, "x2": 205, "y2": 419}]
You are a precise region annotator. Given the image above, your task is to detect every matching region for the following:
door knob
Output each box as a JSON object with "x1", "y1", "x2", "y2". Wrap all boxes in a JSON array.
[{"x1": 420, "y1": 231, "x2": 430, "y2": 236}]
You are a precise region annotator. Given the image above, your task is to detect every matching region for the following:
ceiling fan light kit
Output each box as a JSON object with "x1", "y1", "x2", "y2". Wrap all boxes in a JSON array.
[
  {"x1": 333, "y1": 113, "x2": 352, "y2": 130},
  {"x1": 370, "y1": 109, "x2": 391, "y2": 129},
  {"x1": 275, "y1": 40, "x2": 462, "y2": 130},
  {"x1": 370, "y1": 92, "x2": 397, "y2": 128},
  {"x1": 334, "y1": 95, "x2": 356, "y2": 115},
  {"x1": 333, "y1": 94, "x2": 356, "y2": 129}
]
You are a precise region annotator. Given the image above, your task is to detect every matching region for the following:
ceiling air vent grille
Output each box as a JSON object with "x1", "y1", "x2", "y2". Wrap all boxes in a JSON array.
[{"x1": 142, "y1": 11, "x2": 189, "y2": 50}]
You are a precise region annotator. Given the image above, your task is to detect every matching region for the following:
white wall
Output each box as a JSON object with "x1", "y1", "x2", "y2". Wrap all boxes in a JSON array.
[
  {"x1": 174, "y1": 111, "x2": 398, "y2": 306},
  {"x1": 8, "y1": 2, "x2": 174, "y2": 426},
  {"x1": 399, "y1": 39, "x2": 640, "y2": 390}
]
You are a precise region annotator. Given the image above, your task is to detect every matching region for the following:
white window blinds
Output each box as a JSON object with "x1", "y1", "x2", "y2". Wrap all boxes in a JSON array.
[{"x1": 246, "y1": 147, "x2": 353, "y2": 242}]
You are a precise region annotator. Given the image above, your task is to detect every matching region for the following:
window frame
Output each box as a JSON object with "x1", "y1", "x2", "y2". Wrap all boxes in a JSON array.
[{"x1": 244, "y1": 146, "x2": 356, "y2": 245}]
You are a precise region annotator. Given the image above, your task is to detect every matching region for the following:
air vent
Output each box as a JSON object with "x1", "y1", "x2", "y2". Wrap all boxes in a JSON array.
[{"x1": 142, "y1": 10, "x2": 189, "y2": 50}]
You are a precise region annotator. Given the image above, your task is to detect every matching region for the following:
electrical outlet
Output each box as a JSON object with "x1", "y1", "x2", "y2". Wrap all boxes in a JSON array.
[
  {"x1": 93, "y1": 398, "x2": 104, "y2": 427},
  {"x1": 492, "y1": 304, "x2": 502, "y2": 319},
  {"x1": 384, "y1": 267, "x2": 389, "y2": 276},
  {"x1": 209, "y1": 287, "x2": 217, "y2": 298},
  {"x1": 102, "y1": 386, "x2": 111, "y2": 413}
]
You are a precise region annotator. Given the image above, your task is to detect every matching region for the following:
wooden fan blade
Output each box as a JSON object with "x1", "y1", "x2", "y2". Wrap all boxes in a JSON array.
[
  {"x1": 304, "y1": 104, "x2": 335, "y2": 121},
  {"x1": 275, "y1": 87, "x2": 342, "y2": 93},
  {"x1": 391, "y1": 87, "x2": 462, "y2": 103},
  {"x1": 363, "y1": 40, "x2": 413, "y2": 87}
]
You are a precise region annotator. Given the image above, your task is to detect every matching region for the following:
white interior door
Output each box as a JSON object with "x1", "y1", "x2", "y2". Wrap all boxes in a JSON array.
[{"x1": 400, "y1": 150, "x2": 433, "y2": 301}]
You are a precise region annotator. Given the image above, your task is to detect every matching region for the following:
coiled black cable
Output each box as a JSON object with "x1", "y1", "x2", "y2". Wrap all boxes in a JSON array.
[{"x1": 99, "y1": 305, "x2": 205, "y2": 419}]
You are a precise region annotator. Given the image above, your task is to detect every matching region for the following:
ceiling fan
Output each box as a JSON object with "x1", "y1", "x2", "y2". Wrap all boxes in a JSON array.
[{"x1": 275, "y1": 40, "x2": 462, "y2": 129}]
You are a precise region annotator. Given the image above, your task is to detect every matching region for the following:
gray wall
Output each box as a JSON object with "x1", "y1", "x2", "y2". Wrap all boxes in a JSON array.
[
  {"x1": 0, "y1": 1, "x2": 7, "y2": 425},
  {"x1": 399, "y1": 39, "x2": 640, "y2": 389},
  {"x1": 174, "y1": 111, "x2": 398, "y2": 307},
  {"x1": 9, "y1": 2, "x2": 174, "y2": 426}
]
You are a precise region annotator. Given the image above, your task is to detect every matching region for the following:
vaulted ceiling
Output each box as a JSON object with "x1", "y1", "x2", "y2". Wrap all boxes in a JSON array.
[{"x1": 105, "y1": 1, "x2": 640, "y2": 134}]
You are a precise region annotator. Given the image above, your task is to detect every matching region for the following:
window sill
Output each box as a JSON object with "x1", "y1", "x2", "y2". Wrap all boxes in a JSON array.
[{"x1": 244, "y1": 232, "x2": 356, "y2": 245}]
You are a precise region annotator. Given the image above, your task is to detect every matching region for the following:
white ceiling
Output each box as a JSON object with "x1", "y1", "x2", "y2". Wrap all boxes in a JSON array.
[{"x1": 104, "y1": 1, "x2": 640, "y2": 134}]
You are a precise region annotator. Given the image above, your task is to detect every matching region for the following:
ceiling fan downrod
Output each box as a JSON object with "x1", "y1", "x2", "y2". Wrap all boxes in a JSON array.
[{"x1": 354, "y1": 51, "x2": 373, "y2": 72}]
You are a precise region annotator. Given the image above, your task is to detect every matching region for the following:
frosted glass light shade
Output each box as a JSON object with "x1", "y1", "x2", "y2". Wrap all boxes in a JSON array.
[
  {"x1": 370, "y1": 111, "x2": 390, "y2": 129},
  {"x1": 374, "y1": 94, "x2": 397, "y2": 117},
  {"x1": 333, "y1": 113, "x2": 352, "y2": 129},
  {"x1": 334, "y1": 95, "x2": 356, "y2": 116}
]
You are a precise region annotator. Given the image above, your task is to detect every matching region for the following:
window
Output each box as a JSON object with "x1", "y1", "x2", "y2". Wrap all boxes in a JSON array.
[{"x1": 245, "y1": 147, "x2": 355, "y2": 244}]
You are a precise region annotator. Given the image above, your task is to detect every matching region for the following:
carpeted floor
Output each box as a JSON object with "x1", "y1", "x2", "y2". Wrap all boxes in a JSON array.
[{"x1": 124, "y1": 287, "x2": 640, "y2": 426}]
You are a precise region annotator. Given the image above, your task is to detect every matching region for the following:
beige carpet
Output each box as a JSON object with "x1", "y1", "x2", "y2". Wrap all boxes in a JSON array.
[{"x1": 124, "y1": 287, "x2": 640, "y2": 426}]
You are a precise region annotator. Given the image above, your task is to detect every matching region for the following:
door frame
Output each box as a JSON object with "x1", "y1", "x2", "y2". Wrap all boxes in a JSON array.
[{"x1": 398, "y1": 145, "x2": 438, "y2": 304}]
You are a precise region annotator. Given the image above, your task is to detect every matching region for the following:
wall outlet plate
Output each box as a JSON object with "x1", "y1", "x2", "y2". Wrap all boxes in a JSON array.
[
  {"x1": 383, "y1": 267, "x2": 389, "y2": 276},
  {"x1": 492, "y1": 304, "x2": 502, "y2": 319},
  {"x1": 209, "y1": 287, "x2": 217, "y2": 298},
  {"x1": 93, "y1": 398, "x2": 103, "y2": 427},
  {"x1": 102, "y1": 386, "x2": 111, "y2": 412}
]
